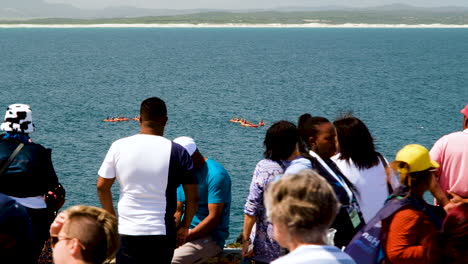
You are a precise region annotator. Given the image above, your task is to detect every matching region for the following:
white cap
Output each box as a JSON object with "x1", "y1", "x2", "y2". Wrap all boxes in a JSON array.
[{"x1": 174, "y1": 136, "x2": 197, "y2": 156}]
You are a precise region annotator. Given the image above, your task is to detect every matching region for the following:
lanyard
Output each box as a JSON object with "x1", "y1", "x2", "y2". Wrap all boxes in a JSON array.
[{"x1": 309, "y1": 150, "x2": 353, "y2": 203}]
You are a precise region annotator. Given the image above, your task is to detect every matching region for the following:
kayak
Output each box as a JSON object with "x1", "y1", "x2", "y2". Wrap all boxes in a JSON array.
[{"x1": 241, "y1": 123, "x2": 259, "y2": 128}]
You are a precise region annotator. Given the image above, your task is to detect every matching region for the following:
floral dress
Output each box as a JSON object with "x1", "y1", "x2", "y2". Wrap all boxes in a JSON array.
[{"x1": 244, "y1": 159, "x2": 286, "y2": 263}]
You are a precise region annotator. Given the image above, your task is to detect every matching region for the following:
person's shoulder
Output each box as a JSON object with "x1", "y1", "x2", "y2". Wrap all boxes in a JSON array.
[
  {"x1": 290, "y1": 156, "x2": 312, "y2": 165},
  {"x1": 273, "y1": 245, "x2": 355, "y2": 264},
  {"x1": 284, "y1": 157, "x2": 312, "y2": 174},
  {"x1": 391, "y1": 205, "x2": 429, "y2": 221},
  {"x1": 112, "y1": 134, "x2": 140, "y2": 144},
  {"x1": 206, "y1": 159, "x2": 231, "y2": 184},
  {"x1": 256, "y1": 158, "x2": 281, "y2": 166},
  {"x1": 171, "y1": 140, "x2": 188, "y2": 155},
  {"x1": 388, "y1": 204, "x2": 440, "y2": 233},
  {"x1": 254, "y1": 159, "x2": 284, "y2": 172},
  {"x1": 331, "y1": 153, "x2": 341, "y2": 161},
  {"x1": 169, "y1": 142, "x2": 193, "y2": 167},
  {"x1": 319, "y1": 245, "x2": 357, "y2": 264},
  {"x1": 437, "y1": 130, "x2": 467, "y2": 142},
  {"x1": 330, "y1": 154, "x2": 352, "y2": 168},
  {"x1": 22, "y1": 141, "x2": 49, "y2": 154},
  {"x1": 206, "y1": 158, "x2": 228, "y2": 172}
]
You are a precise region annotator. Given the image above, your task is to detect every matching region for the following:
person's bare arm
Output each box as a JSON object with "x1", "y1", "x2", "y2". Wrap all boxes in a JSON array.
[
  {"x1": 242, "y1": 214, "x2": 256, "y2": 257},
  {"x1": 428, "y1": 144, "x2": 450, "y2": 209},
  {"x1": 176, "y1": 184, "x2": 198, "y2": 246},
  {"x1": 174, "y1": 201, "x2": 184, "y2": 227},
  {"x1": 97, "y1": 176, "x2": 116, "y2": 216},
  {"x1": 429, "y1": 178, "x2": 450, "y2": 209},
  {"x1": 186, "y1": 203, "x2": 224, "y2": 241}
]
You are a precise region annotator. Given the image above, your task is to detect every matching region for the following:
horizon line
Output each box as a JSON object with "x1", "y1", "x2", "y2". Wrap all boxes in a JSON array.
[{"x1": 2, "y1": 23, "x2": 468, "y2": 28}]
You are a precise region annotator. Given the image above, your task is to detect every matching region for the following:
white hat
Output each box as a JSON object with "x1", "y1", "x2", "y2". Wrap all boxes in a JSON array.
[
  {"x1": 173, "y1": 136, "x2": 197, "y2": 156},
  {"x1": 1, "y1": 104, "x2": 35, "y2": 133}
]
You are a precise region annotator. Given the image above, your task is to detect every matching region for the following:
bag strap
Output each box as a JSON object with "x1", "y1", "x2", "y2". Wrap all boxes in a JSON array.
[
  {"x1": 377, "y1": 153, "x2": 394, "y2": 195},
  {"x1": 0, "y1": 143, "x2": 24, "y2": 176}
]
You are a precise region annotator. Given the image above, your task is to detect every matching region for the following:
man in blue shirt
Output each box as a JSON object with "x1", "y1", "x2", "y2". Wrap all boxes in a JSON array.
[{"x1": 172, "y1": 136, "x2": 231, "y2": 264}]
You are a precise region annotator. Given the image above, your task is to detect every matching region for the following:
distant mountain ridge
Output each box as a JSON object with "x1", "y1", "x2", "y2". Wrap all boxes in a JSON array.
[
  {"x1": 0, "y1": 0, "x2": 208, "y2": 19},
  {"x1": 2, "y1": 0, "x2": 468, "y2": 24}
]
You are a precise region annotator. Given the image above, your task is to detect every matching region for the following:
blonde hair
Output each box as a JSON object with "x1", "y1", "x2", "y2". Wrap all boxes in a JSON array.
[
  {"x1": 265, "y1": 169, "x2": 339, "y2": 244},
  {"x1": 390, "y1": 161, "x2": 433, "y2": 191},
  {"x1": 62, "y1": 205, "x2": 119, "y2": 264}
]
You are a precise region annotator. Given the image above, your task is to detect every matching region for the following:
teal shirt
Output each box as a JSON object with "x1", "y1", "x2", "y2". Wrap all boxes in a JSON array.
[{"x1": 177, "y1": 158, "x2": 231, "y2": 247}]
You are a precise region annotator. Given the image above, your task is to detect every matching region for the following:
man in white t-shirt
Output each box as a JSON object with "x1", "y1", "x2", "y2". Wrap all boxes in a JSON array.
[{"x1": 97, "y1": 97, "x2": 198, "y2": 264}]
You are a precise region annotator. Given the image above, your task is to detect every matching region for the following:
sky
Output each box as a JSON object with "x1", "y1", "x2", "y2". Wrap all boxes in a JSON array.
[{"x1": 45, "y1": 0, "x2": 468, "y2": 10}]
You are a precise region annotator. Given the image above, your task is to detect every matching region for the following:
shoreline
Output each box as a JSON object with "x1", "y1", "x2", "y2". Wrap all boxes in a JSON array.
[{"x1": 1, "y1": 23, "x2": 468, "y2": 28}]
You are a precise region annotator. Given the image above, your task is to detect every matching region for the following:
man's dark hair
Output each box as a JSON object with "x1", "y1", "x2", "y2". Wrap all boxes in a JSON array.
[
  {"x1": 140, "y1": 97, "x2": 167, "y2": 122},
  {"x1": 263, "y1": 120, "x2": 298, "y2": 162}
]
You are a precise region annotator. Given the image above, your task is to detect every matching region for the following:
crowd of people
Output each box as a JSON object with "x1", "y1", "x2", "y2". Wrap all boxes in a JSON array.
[{"x1": 0, "y1": 99, "x2": 467, "y2": 264}]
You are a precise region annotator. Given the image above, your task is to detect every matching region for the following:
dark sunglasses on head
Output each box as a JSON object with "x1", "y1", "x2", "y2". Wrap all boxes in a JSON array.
[{"x1": 50, "y1": 235, "x2": 86, "y2": 250}]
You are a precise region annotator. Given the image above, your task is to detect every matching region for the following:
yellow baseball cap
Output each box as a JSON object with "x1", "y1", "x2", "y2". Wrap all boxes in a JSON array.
[{"x1": 395, "y1": 144, "x2": 439, "y2": 173}]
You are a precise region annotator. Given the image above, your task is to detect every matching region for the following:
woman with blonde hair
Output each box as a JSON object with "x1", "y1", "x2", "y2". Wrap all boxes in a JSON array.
[{"x1": 265, "y1": 169, "x2": 356, "y2": 264}]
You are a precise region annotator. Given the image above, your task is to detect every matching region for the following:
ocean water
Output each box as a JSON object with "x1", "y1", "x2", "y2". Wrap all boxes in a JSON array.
[{"x1": 0, "y1": 28, "x2": 467, "y2": 243}]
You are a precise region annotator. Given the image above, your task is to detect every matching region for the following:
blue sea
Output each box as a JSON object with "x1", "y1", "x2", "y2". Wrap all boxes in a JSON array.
[{"x1": 0, "y1": 28, "x2": 467, "y2": 244}]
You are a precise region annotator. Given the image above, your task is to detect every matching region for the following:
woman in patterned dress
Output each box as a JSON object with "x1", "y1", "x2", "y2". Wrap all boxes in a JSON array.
[{"x1": 241, "y1": 120, "x2": 299, "y2": 264}]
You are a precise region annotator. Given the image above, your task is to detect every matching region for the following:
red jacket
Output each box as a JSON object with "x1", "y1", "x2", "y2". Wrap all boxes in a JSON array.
[{"x1": 382, "y1": 205, "x2": 438, "y2": 264}]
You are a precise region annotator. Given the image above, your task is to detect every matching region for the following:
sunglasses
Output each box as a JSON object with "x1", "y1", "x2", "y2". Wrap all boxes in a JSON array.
[{"x1": 50, "y1": 235, "x2": 86, "y2": 250}]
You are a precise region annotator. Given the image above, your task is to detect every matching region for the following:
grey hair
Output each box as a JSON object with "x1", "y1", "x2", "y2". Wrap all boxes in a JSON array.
[{"x1": 265, "y1": 169, "x2": 339, "y2": 244}]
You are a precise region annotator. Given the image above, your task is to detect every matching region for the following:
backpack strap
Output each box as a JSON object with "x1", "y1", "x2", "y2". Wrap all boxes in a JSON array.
[
  {"x1": 345, "y1": 193, "x2": 443, "y2": 264},
  {"x1": 0, "y1": 143, "x2": 24, "y2": 176},
  {"x1": 344, "y1": 197, "x2": 410, "y2": 263},
  {"x1": 401, "y1": 195, "x2": 444, "y2": 229}
]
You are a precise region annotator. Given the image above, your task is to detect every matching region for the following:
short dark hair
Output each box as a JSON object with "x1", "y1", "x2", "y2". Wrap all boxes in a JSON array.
[
  {"x1": 263, "y1": 120, "x2": 298, "y2": 162},
  {"x1": 297, "y1": 113, "x2": 330, "y2": 153},
  {"x1": 140, "y1": 97, "x2": 167, "y2": 122},
  {"x1": 333, "y1": 115, "x2": 379, "y2": 169}
]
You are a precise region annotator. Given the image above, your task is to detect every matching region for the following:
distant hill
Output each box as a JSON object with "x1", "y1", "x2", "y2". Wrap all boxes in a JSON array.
[
  {"x1": 0, "y1": 0, "x2": 204, "y2": 19},
  {"x1": 2, "y1": 1, "x2": 468, "y2": 25},
  {"x1": 1, "y1": 0, "x2": 84, "y2": 19}
]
